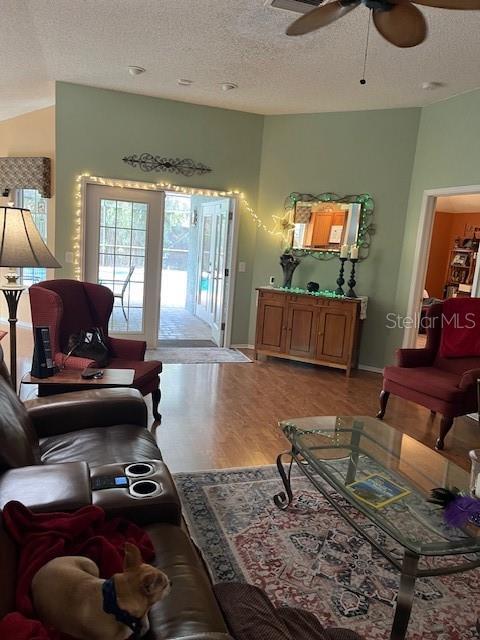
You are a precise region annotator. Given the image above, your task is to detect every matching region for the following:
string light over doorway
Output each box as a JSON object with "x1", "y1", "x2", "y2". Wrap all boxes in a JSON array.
[{"x1": 73, "y1": 174, "x2": 289, "y2": 279}]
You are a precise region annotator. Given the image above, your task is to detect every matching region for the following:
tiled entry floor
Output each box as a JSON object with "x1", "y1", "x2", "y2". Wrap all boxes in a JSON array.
[{"x1": 159, "y1": 307, "x2": 212, "y2": 341}]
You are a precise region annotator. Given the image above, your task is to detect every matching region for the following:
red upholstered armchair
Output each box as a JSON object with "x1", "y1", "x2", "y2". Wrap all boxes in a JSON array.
[
  {"x1": 29, "y1": 279, "x2": 162, "y2": 421},
  {"x1": 377, "y1": 299, "x2": 480, "y2": 451}
]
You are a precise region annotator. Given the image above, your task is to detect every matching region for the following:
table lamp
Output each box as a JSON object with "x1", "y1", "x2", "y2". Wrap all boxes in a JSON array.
[{"x1": 0, "y1": 206, "x2": 61, "y2": 390}]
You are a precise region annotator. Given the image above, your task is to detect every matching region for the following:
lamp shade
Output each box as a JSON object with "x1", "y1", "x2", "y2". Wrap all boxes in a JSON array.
[{"x1": 0, "y1": 206, "x2": 61, "y2": 268}]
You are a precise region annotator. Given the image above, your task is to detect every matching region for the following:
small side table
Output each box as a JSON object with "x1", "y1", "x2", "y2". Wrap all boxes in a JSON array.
[{"x1": 22, "y1": 368, "x2": 135, "y2": 396}]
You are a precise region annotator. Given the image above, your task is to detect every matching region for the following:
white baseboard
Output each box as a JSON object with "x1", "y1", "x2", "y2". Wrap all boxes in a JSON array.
[
  {"x1": 358, "y1": 364, "x2": 383, "y2": 374},
  {"x1": 231, "y1": 343, "x2": 255, "y2": 350}
]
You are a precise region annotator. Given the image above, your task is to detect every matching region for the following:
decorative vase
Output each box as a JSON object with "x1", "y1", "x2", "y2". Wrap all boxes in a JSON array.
[
  {"x1": 470, "y1": 449, "x2": 480, "y2": 496},
  {"x1": 279, "y1": 253, "x2": 300, "y2": 289}
]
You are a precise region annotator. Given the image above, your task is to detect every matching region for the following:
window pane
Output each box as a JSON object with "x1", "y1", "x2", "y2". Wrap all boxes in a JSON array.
[
  {"x1": 98, "y1": 198, "x2": 148, "y2": 332},
  {"x1": 17, "y1": 189, "x2": 48, "y2": 286}
]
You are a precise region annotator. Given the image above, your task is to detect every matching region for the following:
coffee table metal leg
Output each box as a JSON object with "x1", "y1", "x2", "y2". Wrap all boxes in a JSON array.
[
  {"x1": 273, "y1": 451, "x2": 294, "y2": 510},
  {"x1": 390, "y1": 551, "x2": 419, "y2": 640}
]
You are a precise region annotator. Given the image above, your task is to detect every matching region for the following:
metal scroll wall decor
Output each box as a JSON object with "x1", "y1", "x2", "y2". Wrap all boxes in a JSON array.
[
  {"x1": 122, "y1": 154, "x2": 212, "y2": 177},
  {"x1": 284, "y1": 192, "x2": 375, "y2": 261}
]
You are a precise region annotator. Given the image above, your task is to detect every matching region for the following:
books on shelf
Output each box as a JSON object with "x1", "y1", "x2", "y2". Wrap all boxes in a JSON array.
[{"x1": 347, "y1": 474, "x2": 411, "y2": 509}]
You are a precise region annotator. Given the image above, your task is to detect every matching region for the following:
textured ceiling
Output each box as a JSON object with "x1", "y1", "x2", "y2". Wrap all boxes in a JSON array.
[
  {"x1": 437, "y1": 195, "x2": 480, "y2": 213},
  {"x1": 2, "y1": 0, "x2": 480, "y2": 121}
]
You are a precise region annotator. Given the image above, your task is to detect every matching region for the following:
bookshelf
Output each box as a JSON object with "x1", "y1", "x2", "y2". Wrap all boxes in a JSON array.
[{"x1": 444, "y1": 240, "x2": 478, "y2": 298}]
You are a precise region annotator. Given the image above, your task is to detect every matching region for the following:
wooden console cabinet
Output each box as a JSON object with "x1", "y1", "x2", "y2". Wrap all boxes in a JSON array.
[{"x1": 254, "y1": 288, "x2": 362, "y2": 376}]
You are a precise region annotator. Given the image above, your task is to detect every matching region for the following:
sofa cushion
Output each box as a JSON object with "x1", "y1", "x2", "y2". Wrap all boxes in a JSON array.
[
  {"x1": 40, "y1": 424, "x2": 161, "y2": 467},
  {"x1": 145, "y1": 523, "x2": 229, "y2": 639},
  {"x1": 383, "y1": 366, "x2": 464, "y2": 404},
  {"x1": 0, "y1": 379, "x2": 40, "y2": 471},
  {"x1": 439, "y1": 298, "x2": 480, "y2": 358}
]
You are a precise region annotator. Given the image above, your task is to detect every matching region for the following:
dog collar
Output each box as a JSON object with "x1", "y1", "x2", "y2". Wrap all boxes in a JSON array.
[{"x1": 102, "y1": 577, "x2": 142, "y2": 639}]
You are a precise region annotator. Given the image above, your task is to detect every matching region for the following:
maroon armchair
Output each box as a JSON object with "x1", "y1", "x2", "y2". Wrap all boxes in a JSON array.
[
  {"x1": 377, "y1": 299, "x2": 480, "y2": 450},
  {"x1": 29, "y1": 279, "x2": 162, "y2": 421}
]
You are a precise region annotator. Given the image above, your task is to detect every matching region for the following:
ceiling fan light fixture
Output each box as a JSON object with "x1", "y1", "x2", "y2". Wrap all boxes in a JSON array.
[{"x1": 285, "y1": 0, "x2": 480, "y2": 47}]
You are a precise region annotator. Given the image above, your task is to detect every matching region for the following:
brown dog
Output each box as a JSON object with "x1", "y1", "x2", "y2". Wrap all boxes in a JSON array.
[{"x1": 32, "y1": 543, "x2": 171, "y2": 640}]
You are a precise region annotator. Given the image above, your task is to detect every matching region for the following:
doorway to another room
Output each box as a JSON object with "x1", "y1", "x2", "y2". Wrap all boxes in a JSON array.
[
  {"x1": 84, "y1": 181, "x2": 237, "y2": 350},
  {"x1": 159, "y1": 193, "x2": 233, "y2": 347},
  {"x1": 405, "y1": 188, "x2": 480, "y2": 349}
]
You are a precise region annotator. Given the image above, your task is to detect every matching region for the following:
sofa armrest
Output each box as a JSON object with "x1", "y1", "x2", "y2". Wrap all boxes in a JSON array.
[
  {"x1": 458, "y1": 368, "x2": 480, "y2": 391},
  {"x1": 109, "y1": 336, "x2": 146, "y2": 360},
  {"x1": 0, "y1": 462, "x2": 91, "y2": 512},
  {"x1": 25, "y1": 388, "x2": 147, "y2": 437},
  {"x1": 396, "y1": 348, "x2": 436, "y2": 368}
]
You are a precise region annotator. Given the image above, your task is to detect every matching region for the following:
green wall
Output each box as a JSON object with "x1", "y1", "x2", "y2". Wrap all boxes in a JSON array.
[
  {"x1": 58, "y1": 83, "x2": 480, "y2": 367},
  {"x1": 55, "y1": 82, "x2": 264, "y2": 345},
  {"x1": 392, "y1": 89, "x2": 480, "y2": 358},
  {"x1": 254, "y1": 108, "x2": 421, "y2": 367}
]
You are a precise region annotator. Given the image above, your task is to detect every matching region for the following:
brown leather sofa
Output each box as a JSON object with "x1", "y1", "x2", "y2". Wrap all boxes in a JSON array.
[
  {"x1": 0, "y1": 346, "x2": 362, "y2": 640},
  {"x1": 0, "y1": 346, "x2": 232, "y2": 640}
]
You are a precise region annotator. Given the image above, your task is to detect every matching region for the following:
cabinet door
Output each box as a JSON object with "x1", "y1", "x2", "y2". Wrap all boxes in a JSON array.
[
  {"x1": 286, "y1": 304, "x2": 318, "y2": 358},
  {"x1": 316, "y1": 307, "x2": 353, "y2": 364},
  {"x1": 255, "y1": 295, "x2": 286, "y2": 353}
]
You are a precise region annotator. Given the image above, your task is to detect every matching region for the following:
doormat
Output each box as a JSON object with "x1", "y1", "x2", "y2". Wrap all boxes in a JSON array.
[
  {"x1": 173, "y1": 465, "x2": 480, "y2": 640},
  {"x1": 146, "y1": 347, "x2": 251, "y2": 364}
]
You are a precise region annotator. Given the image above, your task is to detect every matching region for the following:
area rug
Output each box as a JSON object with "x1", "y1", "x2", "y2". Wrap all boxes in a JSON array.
[
  {"x1": 146, "y1": 347, "x2": 251, "y2": 364},
  {"x1": 173, "y1": 465, "x2": 480, "y2": 640}
]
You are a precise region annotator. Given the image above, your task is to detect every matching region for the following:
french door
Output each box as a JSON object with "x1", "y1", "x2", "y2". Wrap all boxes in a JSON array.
[
  {"x1": 85, "y1": 184, "x2": 164, "y2": 346},
  {"x1": 196, "y1": 199, "x2": 229, "y2": 345}
]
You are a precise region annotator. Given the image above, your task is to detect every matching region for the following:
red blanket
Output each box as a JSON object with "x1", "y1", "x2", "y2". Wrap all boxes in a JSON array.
[{"x1": 0, "y1": 500, "x2": 154, "y2": 640}]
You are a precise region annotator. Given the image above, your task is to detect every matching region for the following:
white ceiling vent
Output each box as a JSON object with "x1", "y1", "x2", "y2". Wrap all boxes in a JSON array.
[{"x1": 269, "y1": 0, "x2": 324, "y2": 14}]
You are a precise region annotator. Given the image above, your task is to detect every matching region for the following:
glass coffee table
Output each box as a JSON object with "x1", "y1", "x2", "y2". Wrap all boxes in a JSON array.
[{"x1": 273, "y1": 416, "x2": 480, "y2": 640}]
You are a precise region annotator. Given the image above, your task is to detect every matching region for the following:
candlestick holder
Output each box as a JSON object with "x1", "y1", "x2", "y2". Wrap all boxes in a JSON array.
[
  {"x1": 347, "y1": 258, "x2": 358, "y2": 298},
  {"x1": 335, "y1": 257, "x2": 347, "y2": 296}
]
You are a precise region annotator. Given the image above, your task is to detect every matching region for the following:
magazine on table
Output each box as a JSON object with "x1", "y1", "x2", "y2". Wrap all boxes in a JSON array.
[{"x1": 347, "y1": 473, "x2": 411, "y2": 509}]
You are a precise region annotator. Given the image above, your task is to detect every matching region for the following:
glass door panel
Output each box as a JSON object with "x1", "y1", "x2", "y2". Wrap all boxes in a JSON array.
[
  {"x1": 197, "y1": 213, "x2": 213, "y2": 323},
  {"x1": 195, "y1": 199, "x2": 229, "y2": 344},
  {"x1": 98, "y1": 198, "x2": 148, "y2": 333},
  {"x1": 85, "y1": 184, "x2": 163, "y2": 345}
]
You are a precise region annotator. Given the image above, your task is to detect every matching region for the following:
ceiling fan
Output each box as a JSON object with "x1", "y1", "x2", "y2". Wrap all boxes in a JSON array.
[{"x1": 286, "y1": 0, "x2": 480, "y2": 48}]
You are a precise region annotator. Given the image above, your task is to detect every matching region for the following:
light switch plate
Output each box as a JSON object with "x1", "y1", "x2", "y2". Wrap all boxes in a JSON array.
[
  {"x1": 238, "y1": 261, "x2": 246, "y2": 273},
  {"x1": 65, "y1": 251, "x2": 74, "y2": 263}
]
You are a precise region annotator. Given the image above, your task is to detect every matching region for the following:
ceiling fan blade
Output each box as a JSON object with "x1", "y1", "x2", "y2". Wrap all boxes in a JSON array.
[
  {"x1": 412, "y1": 0, "x2": 480, "y2": 9},
  {"x1": 373, "y1": 2, "x2": 427, "y2": 48},
  {"x1": 286, "y1": 1, "x2": 360, "y2": 36}
]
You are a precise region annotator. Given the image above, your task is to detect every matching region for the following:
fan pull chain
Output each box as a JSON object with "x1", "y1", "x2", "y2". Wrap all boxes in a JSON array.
[{"x1": 360, "y1": 9, "x2": 373, "y2": 86}]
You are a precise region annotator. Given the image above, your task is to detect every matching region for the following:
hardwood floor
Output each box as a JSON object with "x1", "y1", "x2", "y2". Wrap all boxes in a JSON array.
[
  {"x1": 155, "y1": 350, "x2": 479, "y2": 473},
  {"x1": 8, "y1": 326, "x2": 480, "y2": 473}
]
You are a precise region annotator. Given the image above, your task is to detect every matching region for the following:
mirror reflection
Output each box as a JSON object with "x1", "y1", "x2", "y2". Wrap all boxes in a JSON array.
[{"x1": 292, "y1": 201, "x2": 361, "y2": 252}]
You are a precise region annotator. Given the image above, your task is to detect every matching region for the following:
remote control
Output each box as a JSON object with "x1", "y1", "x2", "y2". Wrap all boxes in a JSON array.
[{"x1": 91, "y1": 475, "x2": 128, "y2": 490}]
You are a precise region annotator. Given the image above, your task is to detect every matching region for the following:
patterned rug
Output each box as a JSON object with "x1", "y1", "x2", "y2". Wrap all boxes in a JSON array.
[{"x1": 173, "y1": 465, "x2": 480, "y2": 640}]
